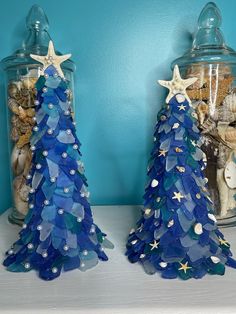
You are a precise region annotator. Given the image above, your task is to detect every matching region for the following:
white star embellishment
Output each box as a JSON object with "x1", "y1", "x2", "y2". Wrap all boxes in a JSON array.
[
  {"x1": 30, "y1": 40, "x2": 71, "y2": 79},
  {"x1": 172, "y1": 191, "x2": 185, "y2": 202},
  {"x1": 177, "y1": 104, "x2": 186, "y2": 111},
  {"x1": 149, "y1": 240, "x2": 159, "y2": 250},
  {"x1": 158, "y1": 64, "x2": 197, "y2": 104}
]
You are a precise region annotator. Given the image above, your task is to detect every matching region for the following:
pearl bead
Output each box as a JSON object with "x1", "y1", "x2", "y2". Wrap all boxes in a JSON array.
[
  {"x1": 34, "y1": 100, "x2": 40, "y2": 106},
  {"x1": 43, "y1": 150, "x2": 48, "y2": 156},
  {"x1": 26, "y1": 174, "x2": 32, "y2": 180},
  {"x1": 64, "y1": 188, "x2": 69, "y2": 193},
  {"x1": 32, "y1": 117, "x2": 37, "y2": 121},
  {"x1": 140, "y1": 254, "x2": 146, "y2": 259},
  {"x1": 37, "y1": 225, "x2": 42, "y2": 231},
  {"x1": 90, "y1": 225, "x2": 95, "y2": 233},
  {"x1": 63, "y1": 245, "x2": 69, "y2": 251},
  {"x1": 62, "y1": 152, "x2": 67, "y2": 158},
  {"x1": 29, "y1": 204, "x2": 34, "y2": 209},
  {"x1": 72, "y1": 121, "x2": 76, "y2": 126},
  {"x1": 77, "y1": 217, "x2": 82, "y2": 222},
  {"x1": 83, "y1": 250, "x2": 88, "y2": 256},
  {"x1": 22, "y1": 224, "x2": 27, "y2": 229},
  {"x1": 66, "y1": 129, "x2": 71, "y2": 135},
  {"x1": 48, "y1": 103, "x2": 54, "y2": 109},
  {"x1": 81, "y1": 263, "x2": 85, "y2": 268},
  {"x1": 65, "y1": 89, "x2": 70, "y2": 94},
  {"x1": 53, "y1": 72, "x2": 58, "y2": 78},
  {"x1": 8, "y1": 249, "x2": 14, "y2": 255},
  {"x1": 52, "y1": 267, "x2": 58, "y2": 274},
  {"x1": 151, "y1": 179, "x2": 159, "y2": 188},
  {"x1": 70, "y1": 170, "x2": 76, "y2": 175},
  {"x1": 31, "y1": 145, "x2": 36, "y2": 151},
  {"x1": 64, "y1": 110, "x2": 70, "y2": 115},
  {"x1": 44, "y1": 73, "x2": 49, "y2": 78},
  {"x1": 42, "y1": 252, "x2": 48, "y2": 258},
  {"x1": 50, "y1": 177, "x2": 56, "y2": 183},
  {"x1": 58, "y1": 209, "x2": 64, "y2": 215},
  {"x1": 27, "y1": 243, "x2": 34, "y2": 249},
  {"x1": 24, "y1": 263, "x2": 30, "y2": 269},
  {"x1": 33, "y1": 126, "x2": 39, "y2": 132},
  {"x1": 36, "y1": 163, "x2": 41, "y2": 169},
  {"x1": 47, "y1": 128, "x2": 53, "y2": 135},
  {"x1": 176, "y1": 94, "x2": 185, "y2": 103},
  {"x1": 73, "y1": 144, "x2": 78, "y2": 150},
  {"x1": 43, "y1": 87, "x2": 48, "y2": 92},
  {"x1": 159, "y1": 262, "x2": 168, "y2": 268},
  {"x1": 29, "y1": 188, "x2": 35, "y2": 194},
  {"x1": 44, "y1": 200, "x2": 49, "y2": 205}
]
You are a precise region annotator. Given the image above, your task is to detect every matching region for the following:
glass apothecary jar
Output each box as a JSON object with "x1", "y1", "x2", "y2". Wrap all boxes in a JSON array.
[
  {"x1": 2, "y1": 5, "x2": 75, "y2": 225},
  {"x1": 173, "y1": 2, "x2": 236, "y2": 227}
]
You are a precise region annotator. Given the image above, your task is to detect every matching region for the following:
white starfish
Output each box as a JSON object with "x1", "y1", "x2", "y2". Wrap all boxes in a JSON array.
[
  {"x1": 158, "y1": 65, "x2": 197, "y2": 104},
  {"x1": 30, "y1": 40, "x2": 71, "y2": 79}
]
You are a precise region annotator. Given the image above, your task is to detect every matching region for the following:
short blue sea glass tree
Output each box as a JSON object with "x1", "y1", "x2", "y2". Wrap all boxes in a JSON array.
[
  {"x1": 3, "y1": 41, "x2": 113, "y2": 280},
  {"x1": 126, "y1": 65, "x2": 236, "y2": 280}
]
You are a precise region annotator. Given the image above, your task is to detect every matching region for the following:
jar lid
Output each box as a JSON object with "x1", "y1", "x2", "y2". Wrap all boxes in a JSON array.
[
  {"x1": 172, "y1": 2, "x2": 236, "y2": 67},
  {"x1": 1, "y1": 4, "x2": 75, "y2": 72}
]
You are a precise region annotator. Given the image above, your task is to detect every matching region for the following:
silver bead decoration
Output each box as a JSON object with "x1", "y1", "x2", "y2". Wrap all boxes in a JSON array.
[
  {"x1": 43, "y1": 150, "x2": 48, "y2": 157},
  {"x1": 62, "y1": 152, "x2": 67, "y2": 158}
]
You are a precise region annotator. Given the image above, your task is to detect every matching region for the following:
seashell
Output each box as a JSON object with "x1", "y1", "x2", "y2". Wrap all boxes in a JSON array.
[
  {"x1": 224, "y1": 160, "x2": 236, "y2": 189},
  {"x1": 223, "y1": 93, "x2": 236, "y2": 112},
  {"x1": 196, "y1": 101, "x2": 208, "y2": 125},
  {"x1": 21, "y1": 77, "x2": 38, "y2": 90},
  {"x1": 11, "y1": 144, "x2": 30, "y2": 176},
  {"x1": 13, "y1": 175, "x2": 30, "y2": 216},
  {"x1": 225, "y1": 126, "x2": 236, "y2": 143},
  {"x1": 8, "y1": 82, "x2": 21, "y2": 98}
]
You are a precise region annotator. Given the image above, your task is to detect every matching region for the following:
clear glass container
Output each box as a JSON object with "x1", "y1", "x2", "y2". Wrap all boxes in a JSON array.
[
  {"x1": 2, "y1": 4, "x2": 75, "y2": 225},
  {"x1": 172, "y1": 2, "x2": 236, "y2": 227}
]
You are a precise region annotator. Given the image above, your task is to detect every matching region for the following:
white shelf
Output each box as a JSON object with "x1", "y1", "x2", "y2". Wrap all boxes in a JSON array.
[{"x1": 0, "y1": 205, "x2": 236, "y2": 314}]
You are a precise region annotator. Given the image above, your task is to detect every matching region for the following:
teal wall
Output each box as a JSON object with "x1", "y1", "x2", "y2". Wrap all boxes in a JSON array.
[{"x1": 0, "y1": 0, "x2": 235, "y2": 210}]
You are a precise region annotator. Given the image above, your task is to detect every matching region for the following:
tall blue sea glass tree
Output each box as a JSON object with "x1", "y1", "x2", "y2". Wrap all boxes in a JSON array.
[
  {"x1": 126, "y1": 65, "x2": 236, "y2": 280},
  {"x1": 3, "y1": 41, "x2": 113, "y2": 280}
]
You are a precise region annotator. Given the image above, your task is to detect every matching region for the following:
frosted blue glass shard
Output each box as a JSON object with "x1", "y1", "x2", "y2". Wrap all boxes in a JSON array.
[
  {"x1": 59, "y1": 100, "x2": 70, "y2": 111},
  {"x1": 67, "y1": 231, "x2": 77, "y2": 249},
  {"x1": 166, "y1": 155, "x2": 178, "y2": 172},
  {"x1": 142, "y1": 260, "x2": 157, "y2": 275},
  {"x1": 192, "y1": 124, "x2": 200, "y2": 133},
  {"x1": 154, "y1": 209, "x2": 160, "y2": 219},
  {"x1": 204, "y1": 223, "x2": 216, "y2": 231},
  {"x1": 57, "y1": 172, "x2": 73, "y2": 187},
  {"x1": 39, "y1": 221, "x2": 54, "y2": 241},
  {"x1": 42, "y1": 181, "x2": 56, "y2": 200},
  {"x1": 154, "y1": 224, "x2": 166, "y2": 239},
  {"x1": 31, "y1": 128, "x2": 47, "y2": 146},
  {"x1": 102, "y1": 238, "x2": 114, "y2": 249},
  {"x1": 184, "y1": 197, "x2": 195, "y2": 213},
  {"x1": 175, "y1": 128, "x2": 185, "y2": 141},
  {"x1": 177, "y1": 208, "x2": 194, "y2": 232},
  {"x1": 45, "y1": 76, "x2": 61, "y2": 88},
  {"x1": 193, "y1": 147, "x2": 204, "y2": 161},
  {"x1": 180, "y1": 234, "x2": 196, "y2": 248},
  {"x1": 46, "y1": 158, "x2": 59, "y2": 178},
  {"x1": 57, "y1": 131, "x2": 75, "y2": 144},
  {"x1": 187, "y1": 244, "x2": 210, "y2": 262},
  {"x1": 158, "y1": 123, "x2": 165, "y2": 133},
  {"x1": 32, "y1": 172, "x2": 43, "y2": 190},
  {"x1": 80, "y1": 184, "x2": 88, "y2": 196},
  {"x1": 41, "y1": 205, "x2": 57, "y2": 221},
  {"x1": 80, "y1": 251, "x2": 99, "y2": 271},
  {"x1": 77, "y1": 161, "x2": 85, "y2": 174},
  {"x1": 42, "y1": 103, "x2": 59, "y2": 118},
  {"x1": 174, "y1": 113, "x2": 184, "y2": 122},
  {"x1": 47, "y1": 115, "x2": 60, "y2": 130},
  {"x1": 160, "y1": 138, "x2": 171, "y2": 150},
  {"x1": 54, "y1": 195, "x2": 73, "y2": 210},
  {"x1": 163, "y1": 123, "x2": 171, "y2": 134},
  {"x1": 175, "y1": 180, "x2": 185, "y2": 195},
  {"x1": 71, "y1": 203, "x2": 85, "y2": 217},
  {"x1": 36, "y1": 108, "x2": 46, "y2": 124},
  {"x1": 52, "y1": 235, "x2": 62, "y2": 249}
]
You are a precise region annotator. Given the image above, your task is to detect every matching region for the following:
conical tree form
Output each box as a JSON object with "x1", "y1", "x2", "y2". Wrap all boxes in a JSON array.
[
  {"x1": 3, "y1": 41, "x2": 113, "y2": 280},
  {"x1": 126, "y1": 65, "x2": 236, "y2": 280}
]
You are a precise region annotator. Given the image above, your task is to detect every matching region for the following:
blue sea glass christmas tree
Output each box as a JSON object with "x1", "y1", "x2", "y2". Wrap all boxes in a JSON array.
[
  {"x1": 3, "y1": 41, "x2": 113, "y2": 280},
  {"x1": 126, "y1": 65, "x2": 236, "y2": 280}
]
